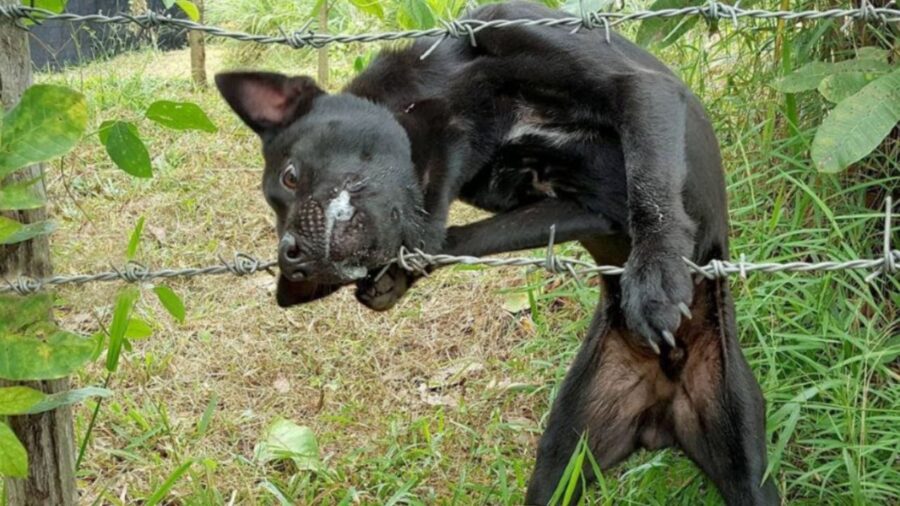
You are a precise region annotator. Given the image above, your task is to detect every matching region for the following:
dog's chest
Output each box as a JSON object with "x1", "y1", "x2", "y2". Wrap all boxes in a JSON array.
[{"x1": 504, "y1": 103, "x2": 589, "y2": 149}]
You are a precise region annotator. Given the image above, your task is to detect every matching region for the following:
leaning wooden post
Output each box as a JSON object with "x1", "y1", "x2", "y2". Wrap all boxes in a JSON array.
[
  {"x1": 0, "y1": 1, "x2": 78, "y2": 504},
  {"x1": 188, "y1": 0, "x2": 207, "y2": 88},
  {"x1": 317, "y1": 0, "x2": 329, "y2": 87}
]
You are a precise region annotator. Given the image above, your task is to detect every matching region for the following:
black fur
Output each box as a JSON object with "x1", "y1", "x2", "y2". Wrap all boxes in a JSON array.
[{"x1": 216, "y1": 2, "x2": 779, "y2": 504}]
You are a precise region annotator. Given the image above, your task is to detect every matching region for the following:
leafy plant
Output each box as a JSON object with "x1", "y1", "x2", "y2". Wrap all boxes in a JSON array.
[
  {"x1": 771, "y1": 48, "x2": 899, "y2": 173},
  {"x1": 0, "y1": 293, "x2": 109, "y2": 477},
  {"x1": 0, "y1": 85, "x2": 87, "y2": 180},
  {"x1": 98, "y1": 100, "x2": 217, "y2": 179},
  {"x1": 0, "y1": 80, "x2": 208, "y2": 479},
  {"x1": 0, "y1": 84, "x2": 86, "y2": 246}
]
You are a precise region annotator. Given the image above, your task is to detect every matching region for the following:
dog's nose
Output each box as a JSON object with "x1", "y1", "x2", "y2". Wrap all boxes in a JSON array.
[
  {"x1": 280, "y1": 232, "x2": 301, "y2": 261},
  {"x1": 278, "y1": 232, "x2": 309, "y2": 280}
]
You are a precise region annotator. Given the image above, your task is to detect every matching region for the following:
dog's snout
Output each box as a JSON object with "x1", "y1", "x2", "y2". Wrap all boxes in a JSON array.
[{"x1": 276, "y1": 187, "x2": 386, "y2": 283}]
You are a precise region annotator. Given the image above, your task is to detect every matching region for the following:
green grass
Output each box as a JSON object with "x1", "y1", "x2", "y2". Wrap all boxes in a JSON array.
[{"x1": 13, "y1": 9, "x2": 899, "y2": 505}]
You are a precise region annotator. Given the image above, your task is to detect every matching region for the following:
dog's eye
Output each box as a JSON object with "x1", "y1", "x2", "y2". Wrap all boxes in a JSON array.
[{"x1": 281, "y1": 163, "x2": 298, "y2": 190}]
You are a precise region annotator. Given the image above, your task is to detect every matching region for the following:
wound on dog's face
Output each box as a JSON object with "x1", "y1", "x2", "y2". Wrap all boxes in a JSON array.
[{"x1": 215, "y1": 72, "x2": 428, "y2": 287}]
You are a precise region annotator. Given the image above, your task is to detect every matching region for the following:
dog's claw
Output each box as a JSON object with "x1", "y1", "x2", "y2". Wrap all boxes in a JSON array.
[
  {"x1": 661, "y1": 330, "x2": 676, "y2": 348},
  {"x1": 678, "y1": 302, "x2": 692, "y2": 320},
  {"x1": 647, "y1": 339, "x2": 661, "y2": 355}
]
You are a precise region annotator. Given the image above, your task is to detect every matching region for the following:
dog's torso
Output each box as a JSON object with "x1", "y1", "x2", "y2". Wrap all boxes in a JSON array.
[{"x1": 345, "y1": 1, "x2": 727, "y2": 266}]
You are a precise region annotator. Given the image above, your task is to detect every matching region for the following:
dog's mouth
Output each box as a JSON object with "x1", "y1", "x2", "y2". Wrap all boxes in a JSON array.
[
  {"x1": 280, "y1": 260, "x2": 370, "y2": 284},
  {"x1": 275, "y1": 260, "x2": 382, "y2": 307}
]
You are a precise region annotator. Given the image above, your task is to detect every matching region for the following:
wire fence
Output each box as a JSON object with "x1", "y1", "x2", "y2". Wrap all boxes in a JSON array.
[
  {"x1": 0, "y1": 2, "x2": 897, "y2": 296},
  {"x1": 0, "y1": 1, "x2": 899, "y2": 51},
  {"x1": 3, "y1": 199, "x2": 895, "y2": 296}
]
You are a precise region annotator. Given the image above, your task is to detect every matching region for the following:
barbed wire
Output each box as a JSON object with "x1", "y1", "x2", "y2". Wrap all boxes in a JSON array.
[
  {"x1": 2, "y1": 199, "x2": 895, "y2": 296},
  {"x1": 0, "y1": 1, "x2": 898, "y2": 51},
  {"x1": 0, "y1": 2, "x2": 896, "y2": 296}
]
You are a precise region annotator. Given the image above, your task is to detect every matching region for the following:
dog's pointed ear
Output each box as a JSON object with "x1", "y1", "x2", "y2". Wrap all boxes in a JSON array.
[{"x1": 215, "y1": 72, "x2": 325, "y2": 135}]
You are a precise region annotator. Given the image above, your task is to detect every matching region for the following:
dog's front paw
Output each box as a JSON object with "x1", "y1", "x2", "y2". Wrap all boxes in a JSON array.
[
  {"x1": 620, "y1": 251, "x2": 693, "y2": 354},
  {"x1": 355, "y1": 265, "x2": 413, "y2": 311}
]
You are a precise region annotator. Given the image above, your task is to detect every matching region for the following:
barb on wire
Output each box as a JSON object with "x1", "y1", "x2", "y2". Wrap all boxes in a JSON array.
[
  {"x1": 2, "y1": 199, "x2": 896, "y2": 296},
  {"x1": 1, "y1": 3, "x2": 898, "y2": 51}
]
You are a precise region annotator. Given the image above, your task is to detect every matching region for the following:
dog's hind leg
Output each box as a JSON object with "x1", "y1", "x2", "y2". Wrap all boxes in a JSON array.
[
  {"x1": 525, "y1": 298, "x2": 675, "y2": 505},
  {"x1": 671, "y1": 278, "x2": 780, "y2": 506}
]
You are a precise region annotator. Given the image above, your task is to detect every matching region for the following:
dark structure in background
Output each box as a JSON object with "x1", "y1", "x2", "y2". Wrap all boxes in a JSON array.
[{"x1": 28, "y1": 0, "x2": 187, "y2": 71}]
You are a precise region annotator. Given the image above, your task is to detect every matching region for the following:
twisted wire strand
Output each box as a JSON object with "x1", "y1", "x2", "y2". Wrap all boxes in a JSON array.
[
  {"x1": 2, "y1": 199, "x2": 895, "y2": 296},
  {"x1": 0, "y1": 2, "x2": 898, "y2": 50},
  {"x1": 0, "y1": 4, "x2": 896, "y2": 296}
]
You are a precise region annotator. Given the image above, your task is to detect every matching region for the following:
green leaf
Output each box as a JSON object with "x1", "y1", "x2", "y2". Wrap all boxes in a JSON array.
[
  {"x1": 635, "y1": 0, "x2": 702, "y2": 49},
  {"x1": 162, "y1": 0, "x2": 176, "y2": 8},
  {"x1": 255, "y1": 419, "x2": 323, "y2": 472},
  {"x1": 0, "y1": 386, "x2": 46, "y2": 415},
  {"x1": 153, "y1": 285, "x2": 185, "y2": 323},
  {"x1": 501, "y1": 291, "x2": 531, "y2": 314},
  {"x1": 772, "y1": 57, "x2": 891, "y2": 93},
  {"x1": 0, "y1": 216, "x2": 22, "y2": 244},
  {"x1": 0, "y1": 177, "x2": 44, "y2": 211},
  {"x1": 18, "y1": 0, "x2": 68, "y2": 26},
  {"x1": 125, "y1": 318, "x2": 153, "y2": 340},
  {"x1": 0, "y1": 328, "x2": 95, "y2": 381},
  {"x1": 174, "y1": 0, "x2": 200, "y2": 21},
  {"x1": 811, "y1": 69, "x2": 900, "y2": 173},
  {"x1": 0, "y1": 218, "x2": 56, "y2": 245},
  {"x1": 353, "y1": 50, "x2": 377, "y2": 74},
  {"x1": 126, "y1": 216, "x2": 145, "y2": 260},
  {"x1": 0, "y1": 422, "x2": 27, "y2": 478},
  {"x1": 25, "y1": 387, "x2": 112, "y2": 414},
  {"x1": 397, "y1": 0, "x2": 435, "y2": 29},
  {"x1": 145, "y1": 459, "x2": 196, "y2": 506},
  {"x1": 855, "y1": 47, "x2": 888, "y2": 61},
  {"x1": 27, "y1": 0, "x2": 68, "y2": 13},
  {"x1": 196, "y1": 393, "x2": 218, "y2": 436},
  {"x1": 354, "y1": 56, "x2": 367, "y2": 73},
  {"x1": 145, "y1": 101, "x2": 217, "y2": 133},
  {"x1": 106, "y1": 288, "x2": 139, "y2": 373},
  {"x1": 349, "y1": 0, "x2": 384, "y2": 19},
  {"x1": 308, "y1": 0, "x2": 326, "y2": 17},
  {"x1": 817, "y1": 73, "x2": 874, "y2": 104},
  {"x1": 0, "y1": 293, "x2": 51, "y2": 332},
  {"x1": 0, "y1": 85, "x2": 87, "y2": 178},
  {"x1": 99, "y1": 121, "x2": 152, "y2": 178}
]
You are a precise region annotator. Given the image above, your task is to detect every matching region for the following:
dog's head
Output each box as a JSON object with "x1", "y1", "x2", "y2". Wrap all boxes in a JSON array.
[{"x1": 215, "y1": 72, "x2": 444, "y2": 307}]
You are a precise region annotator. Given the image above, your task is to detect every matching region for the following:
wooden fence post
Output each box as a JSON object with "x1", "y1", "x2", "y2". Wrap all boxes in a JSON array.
[
  {"x1": 189, "y1": 0, "x2": 206, "y2": 88},
  {"x1": 317, "y1": 0, "x2": 329, "y2": 88},
  {"x1": 0, "y1": 1, "x2": 78, "y2": 504}
]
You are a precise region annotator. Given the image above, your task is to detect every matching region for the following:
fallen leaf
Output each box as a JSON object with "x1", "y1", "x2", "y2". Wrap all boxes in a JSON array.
[{"x1": 501, "y1": 291, "x2": 531, "y2": 314}]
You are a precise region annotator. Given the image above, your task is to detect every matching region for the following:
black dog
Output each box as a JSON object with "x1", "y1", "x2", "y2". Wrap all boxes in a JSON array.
[{"x1": 216, "y1": 2, "x2": 779, "y2": 504}]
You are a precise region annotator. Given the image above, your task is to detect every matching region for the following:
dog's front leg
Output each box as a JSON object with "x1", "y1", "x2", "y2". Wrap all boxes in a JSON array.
[
  {"x1": 615, "y1": 73, "x2": 698, "y2": 353},
  {"x1": 356, "y1": 199, "x2": 619, "y2": 310}
]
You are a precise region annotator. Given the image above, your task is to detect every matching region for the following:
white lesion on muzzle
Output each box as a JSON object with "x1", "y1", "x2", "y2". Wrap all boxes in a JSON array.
[{"x1": 323, "y1": 189, "x2": 355, "y2": 258}]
